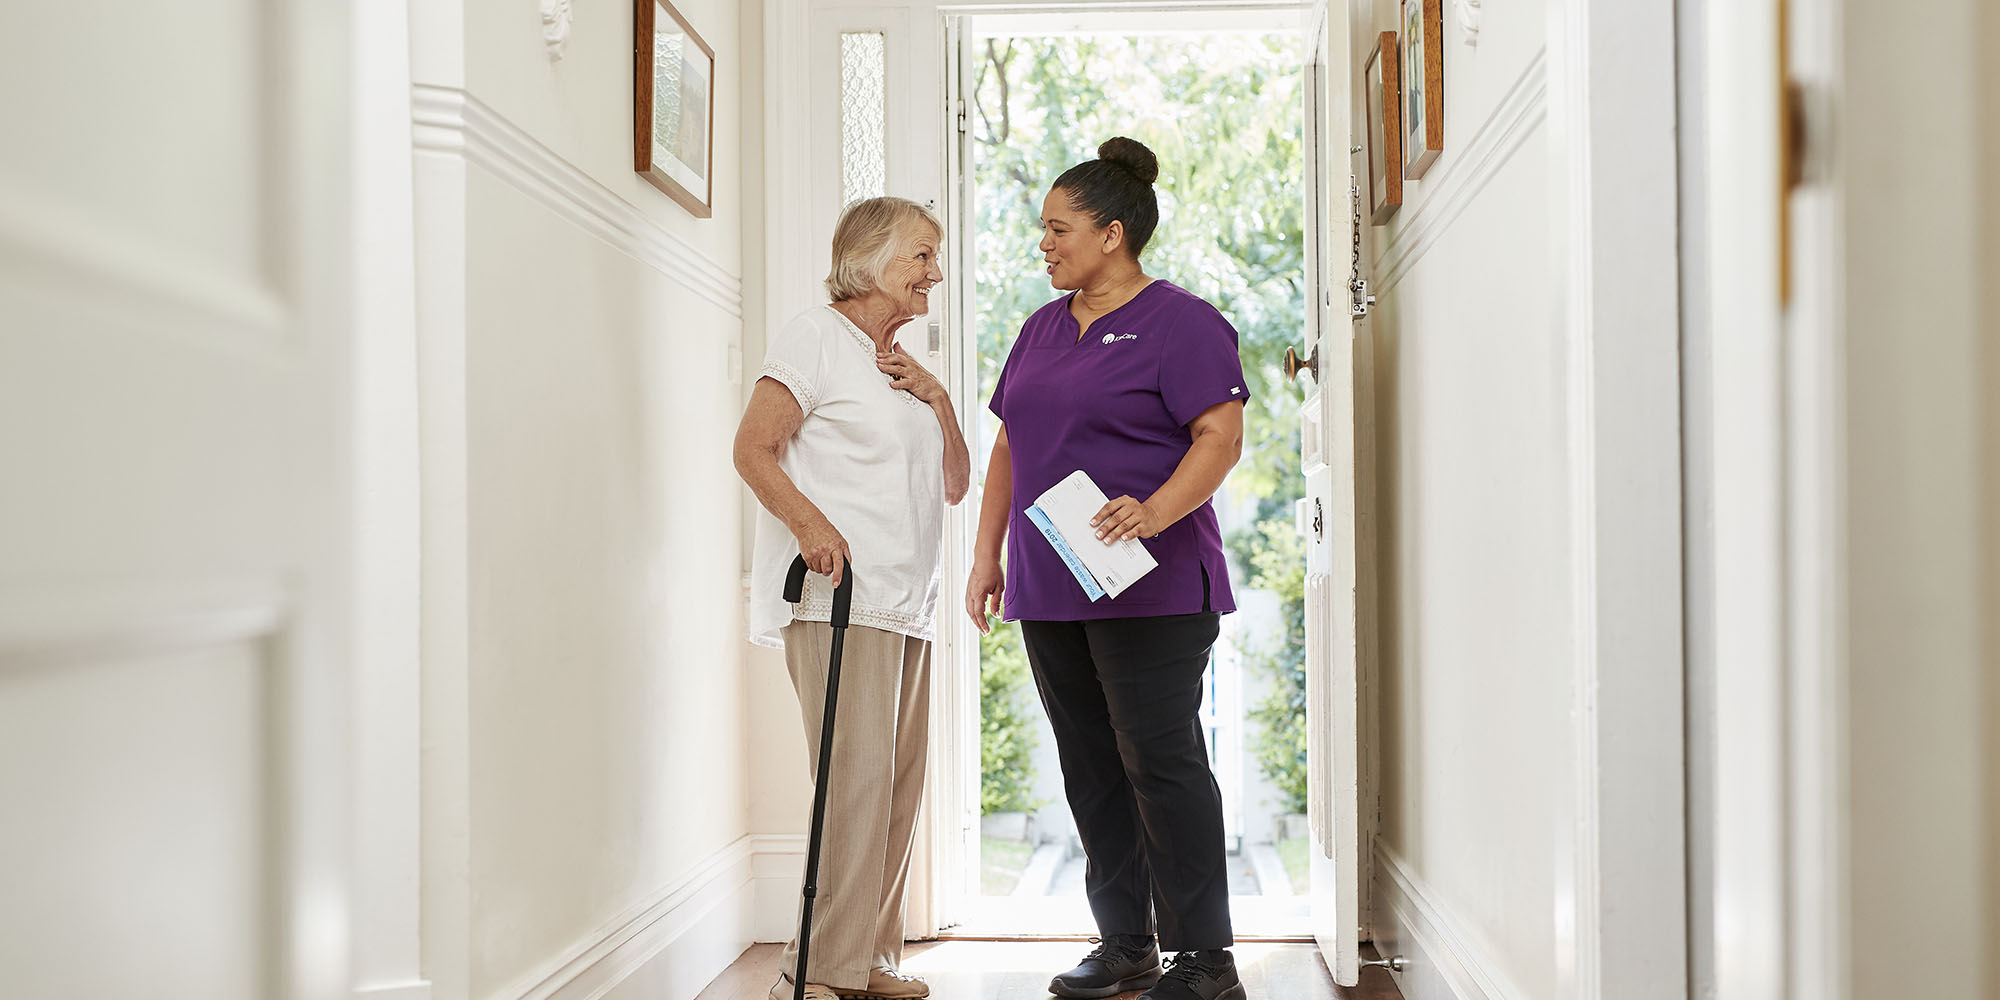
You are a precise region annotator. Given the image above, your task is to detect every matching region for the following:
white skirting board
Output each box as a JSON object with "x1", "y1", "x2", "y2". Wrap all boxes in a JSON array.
[
  {"x1": 353, "y1": 984, "x2": 433, "y2": 1000},
  {"x1": 487, "y1": 835, "x2": 807, "y2": 1000},
  {"x1": 1371, "y1": 845, "x2": 1531, "y2": 1000},
  {"x1": 750, "y1": 834, "x2": 810, "y2": 944}
]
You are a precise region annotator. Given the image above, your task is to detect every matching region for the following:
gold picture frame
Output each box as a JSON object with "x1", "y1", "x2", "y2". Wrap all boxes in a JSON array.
[
  {"x1": 633, "y1": 0, "x2": 715, "y2": 217},
  {"x1": 1401, "y1": 0, "x2": 1445, "y2": 179}
]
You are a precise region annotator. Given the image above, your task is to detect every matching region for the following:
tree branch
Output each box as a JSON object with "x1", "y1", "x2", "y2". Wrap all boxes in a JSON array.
[{"x1": 973, "y1": 38, "x2": 1013, "y2": 147}]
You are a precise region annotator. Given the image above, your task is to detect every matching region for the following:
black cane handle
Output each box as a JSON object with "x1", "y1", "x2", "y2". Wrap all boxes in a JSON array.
[{"x1": 783, "y1": 554, "x2": 854, "y2": 629}]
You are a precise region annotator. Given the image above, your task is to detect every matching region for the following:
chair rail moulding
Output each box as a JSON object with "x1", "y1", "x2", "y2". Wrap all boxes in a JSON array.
[
  {"x1": 408, "y1": 84, "x2": 743, "y2": 317},
  {"x1": 1375, "y1": 49, "x2": 1547, "y2": 293}
]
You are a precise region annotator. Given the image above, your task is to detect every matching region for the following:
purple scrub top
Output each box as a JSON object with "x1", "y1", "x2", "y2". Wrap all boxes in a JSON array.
[{"x1": 988, "y1": 280, "x2": 1250, "y2": 622}]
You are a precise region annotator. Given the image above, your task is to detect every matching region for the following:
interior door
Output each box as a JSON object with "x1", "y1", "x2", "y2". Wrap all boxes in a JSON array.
[
  {"x1": 0, "y1": 4, "x2": 355, "y2": 999},
  {"x1": 1298, "y1": 0, "x2": 1365, "y2": 988}
]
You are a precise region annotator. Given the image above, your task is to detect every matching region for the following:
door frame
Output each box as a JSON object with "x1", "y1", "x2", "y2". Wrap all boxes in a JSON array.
[
  {"x1": 1544, "y1": 0, "x2": 1689, "y2": 997},
  {"x1": 1701, "y1": 0, "x2": 2000, "y2": 996},
  {"x1": 765, "y1": 0, "x2": 1358, "y2": 944},
  {"x1": 933, "y1": 0, "x2": 1319, "y2": 937}
]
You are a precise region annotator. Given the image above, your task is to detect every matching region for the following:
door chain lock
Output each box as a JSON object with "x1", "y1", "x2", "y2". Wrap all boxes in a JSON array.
[{"x1": 1348, "y1": 182, "x2": 1376, "y2": 319}]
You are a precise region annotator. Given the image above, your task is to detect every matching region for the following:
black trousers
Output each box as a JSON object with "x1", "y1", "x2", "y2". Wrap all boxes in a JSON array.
[{"x1": 1020, "y1": 613, "x2": 1233, "y2": 951}]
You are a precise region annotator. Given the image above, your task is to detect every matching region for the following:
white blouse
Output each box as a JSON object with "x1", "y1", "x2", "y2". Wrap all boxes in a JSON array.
[{"x1": 748, "y1": 305, "x2": 945, "y2": 647}]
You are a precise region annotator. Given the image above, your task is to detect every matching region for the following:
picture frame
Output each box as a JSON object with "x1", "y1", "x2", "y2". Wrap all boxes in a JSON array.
[
  {"x1": 1401, "y1": 0, "x2": 1445, "y2": 179},
  {"x1": 1365, "y1": 32, "x2": 1404, "y2": 224},
  {"x1": 633, "y1": 0, "x2": 715, "y2": 217}
]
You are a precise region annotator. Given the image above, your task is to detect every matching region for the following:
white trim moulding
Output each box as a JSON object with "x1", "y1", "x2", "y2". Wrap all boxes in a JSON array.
[
  {"x1": 0, "y1": 189, "x2": 287, "y2": 343},
  {"x1": 351, "y1": 983, "x2": 433, "y2": 1000},
  {"x1": 496, "y1": 835, "x2": 766, "y2": 1000},
  {"x1": 410, "y1": 85, "x2": 744, "y2": 318},
  {"x1": 0, "y1": 584, "x2": 288, "y2": 675},
  {"x1": 1375, "y1": 844, "x2": 1531, "y2": 1000},
  {"x1": 1375, "y1": 48, "x2": 1548, "y2": 294}
]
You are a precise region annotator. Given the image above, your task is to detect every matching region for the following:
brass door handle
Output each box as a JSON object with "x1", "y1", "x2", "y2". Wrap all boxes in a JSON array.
[{"x1": 1284, "y1": 344, "x2": 1318, "y2": 383}]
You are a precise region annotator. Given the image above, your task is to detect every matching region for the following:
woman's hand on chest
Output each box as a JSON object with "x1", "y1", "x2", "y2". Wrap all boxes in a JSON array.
[{"x1": 875, "y1": 344, "x2": 949, "y2": 408}]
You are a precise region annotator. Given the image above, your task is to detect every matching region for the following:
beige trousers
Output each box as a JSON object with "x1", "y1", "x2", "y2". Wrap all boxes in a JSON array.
[{"x1": 777, "y1": 621, "x2": 931, "y2": 990}]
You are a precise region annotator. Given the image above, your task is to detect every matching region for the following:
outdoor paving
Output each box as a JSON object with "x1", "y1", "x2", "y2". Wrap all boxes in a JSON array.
[{"x1": 1043, "y1": 847, "x2": 1268, "y2": 896}]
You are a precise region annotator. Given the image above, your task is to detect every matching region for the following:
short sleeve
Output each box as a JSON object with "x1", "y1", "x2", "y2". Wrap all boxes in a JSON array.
[
  {"x1": 758, "y1": 312, "x2": 828, "y2": 415},
  {"x1": 1159, "y1": 302, "x2": 1251, "y2": 426}
]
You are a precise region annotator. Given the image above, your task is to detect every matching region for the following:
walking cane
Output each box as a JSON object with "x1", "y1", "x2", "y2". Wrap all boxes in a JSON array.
[{"x1": 783, "y1": 554, "x2": 853, "y2": 1000}]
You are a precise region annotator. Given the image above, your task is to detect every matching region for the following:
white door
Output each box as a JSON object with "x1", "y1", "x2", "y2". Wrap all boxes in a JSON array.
[
  {"x1": 0, "y1": 4, "x2": 356, "y2": 999},
  {"x1": 773, "y1": 0, "x2": 964, "y2": 933},
  {"x1": 1298, "y1": 0, "x2": 1366, "y2": 988}
]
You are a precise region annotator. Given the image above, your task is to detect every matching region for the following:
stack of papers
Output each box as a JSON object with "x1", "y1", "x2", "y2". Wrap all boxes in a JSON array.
[{"x1": 1023, "y1": 470, "x2": 1159, "y2": 601}]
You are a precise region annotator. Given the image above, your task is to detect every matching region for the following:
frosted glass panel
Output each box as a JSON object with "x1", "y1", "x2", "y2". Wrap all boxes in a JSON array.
[{"x1": 840, "y1": 32, "x2": 887, "y2": 204}]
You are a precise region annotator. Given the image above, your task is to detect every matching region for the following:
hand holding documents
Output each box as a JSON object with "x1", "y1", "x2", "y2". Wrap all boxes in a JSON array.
[{"x1": 1023, "y1": 470, "x2": 1159, "y2": 600}]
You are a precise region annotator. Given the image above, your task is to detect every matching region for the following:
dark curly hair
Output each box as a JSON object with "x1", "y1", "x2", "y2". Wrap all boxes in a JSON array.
[{"x1": 1052, "y1": 136, "x2": 1160, "y2": 258}]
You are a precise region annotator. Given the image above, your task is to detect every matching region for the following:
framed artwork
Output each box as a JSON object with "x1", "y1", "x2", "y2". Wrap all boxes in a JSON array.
[
  {"x1": 634, "y1": 0, "x2": 715, "y2": 217},
  {"x1": 1401, "y1": 0, "x2": 1445, "y2": 179},
  {"x1": 1365, "y1": 32, "x2": 1403, "y2": 224}
]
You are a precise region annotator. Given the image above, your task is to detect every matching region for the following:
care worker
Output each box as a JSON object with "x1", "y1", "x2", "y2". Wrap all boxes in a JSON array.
[{"x1": 965, "y1": 137, "x2": 1251, "y2": 1000}]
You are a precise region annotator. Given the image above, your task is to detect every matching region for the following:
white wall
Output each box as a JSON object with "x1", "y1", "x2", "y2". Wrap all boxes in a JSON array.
[
  {"x1": 1360, "y1": 1, "x2": 1563, "y2": 998},
  {"x1": 1986, "y1": 7, "x2": 2000, "y2": 987},
  {"x1": 409, "y1": 0, "x2": 758, "y2": 996},
  {"x1": 1836, "y1": 0, "x2": 1993, "y2": 994}
]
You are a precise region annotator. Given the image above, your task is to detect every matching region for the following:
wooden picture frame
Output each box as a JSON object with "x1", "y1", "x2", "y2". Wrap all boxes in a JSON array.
[
  {"x1": 1366, "y1": 32, "x2": 1404, "y2": 224},
  {"x1": 1401, "y1": 0, "x2": 1445, "y2": 179},
  {"x1": 633, "y1": 0, "x2": 715, "y2": 217}
]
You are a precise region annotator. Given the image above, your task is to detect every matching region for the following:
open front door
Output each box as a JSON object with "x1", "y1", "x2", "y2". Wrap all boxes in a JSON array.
[{"x1": 1298, "y1": 0, "x2": 1368, "y2": 987}]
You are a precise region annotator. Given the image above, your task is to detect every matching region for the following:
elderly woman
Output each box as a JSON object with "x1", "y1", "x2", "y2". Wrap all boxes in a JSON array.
[
  {"x1": 736, "y1": 196, "x2": 968, "y2": 1000},
  {"x1": 967, "y1": 138, "x2": 1250, "y2": 1000}
]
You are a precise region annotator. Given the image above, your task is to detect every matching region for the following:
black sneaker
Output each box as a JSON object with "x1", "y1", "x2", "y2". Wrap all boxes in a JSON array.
[
  {"x1": 1136, "y1": 950, "x2": 1247, "y2": 1000},
  {"x1": 1048, "y1": 935, "x2": 1163, "y2": 999}
]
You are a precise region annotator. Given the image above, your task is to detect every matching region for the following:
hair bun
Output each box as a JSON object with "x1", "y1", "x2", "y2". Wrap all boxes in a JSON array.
[{"x1": 1097, "y1": 136, "x2": 1159, "y2": 184}]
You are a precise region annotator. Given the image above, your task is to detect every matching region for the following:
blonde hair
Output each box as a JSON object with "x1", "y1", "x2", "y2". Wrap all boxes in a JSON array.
[{"x1": 824, "y1": 197, "x2": 944, "y2": 302}]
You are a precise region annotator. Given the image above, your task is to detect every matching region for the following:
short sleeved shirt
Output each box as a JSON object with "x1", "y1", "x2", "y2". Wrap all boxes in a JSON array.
[
  {"x1": 988, "y1": 280, "x2": 1249, "y2": 621},
  {"x1": 748, "y1": 305, "x2": 945, "y2": 647}
]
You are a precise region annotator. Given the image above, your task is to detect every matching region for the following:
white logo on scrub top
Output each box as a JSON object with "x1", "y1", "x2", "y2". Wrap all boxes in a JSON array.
[{"x1": 1101, "y1": 332, "x2": 1138, "y2": 344}]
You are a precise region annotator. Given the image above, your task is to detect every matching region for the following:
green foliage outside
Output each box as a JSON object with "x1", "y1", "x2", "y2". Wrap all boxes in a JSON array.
[
  {"x1": 980, "y1": 622, "x2": 1046, "y2": 815},
  {"x1": 981, "y1": 834, "x2": 1036, "y2": 895},
  {"x1": 971, "y1": 34, "x2": 1311, "y2": 819},
  {"x1": 970, "y1": 36, "x2": 1309, "y2": 507},
  {"x1": 1277, "y1": 829, "x2": 1311, "y2": 894},
  {"x1": 1232, "y1": 517, "x2": 1309, "y2": 814}
]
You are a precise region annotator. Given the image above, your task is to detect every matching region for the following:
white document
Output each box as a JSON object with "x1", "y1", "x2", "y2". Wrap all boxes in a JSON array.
[{"x1": 1026, "y1": 469, "x2": 1159, "y2": 600}]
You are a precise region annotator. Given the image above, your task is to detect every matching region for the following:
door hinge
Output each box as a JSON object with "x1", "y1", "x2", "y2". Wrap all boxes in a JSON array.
[{"x1": 954, "y1": 98, "x2": 968, "y2": 134}]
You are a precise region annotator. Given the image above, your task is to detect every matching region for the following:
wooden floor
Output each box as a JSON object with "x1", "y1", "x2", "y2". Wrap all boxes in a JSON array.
[{"x1": 695, "y1": 940, "x2": 1403, "y2": 1000}]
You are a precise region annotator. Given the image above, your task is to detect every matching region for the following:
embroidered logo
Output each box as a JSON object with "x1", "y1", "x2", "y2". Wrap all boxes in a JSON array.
[
  {"x1": 1100, "y1": 332, "x2": 1139, "y2": 344},
  {"x1": 1230, "y1": 386, "x2": 1242, "y2": 395}
]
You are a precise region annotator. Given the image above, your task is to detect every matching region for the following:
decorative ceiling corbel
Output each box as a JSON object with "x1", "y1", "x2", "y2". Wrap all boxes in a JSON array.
[
  {"x1": 1455, "y1": 0, "x2": 1482, "y2": 46},
  {"x1": 541, "y1": 0, "x2": 573, "y2": 60}
]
